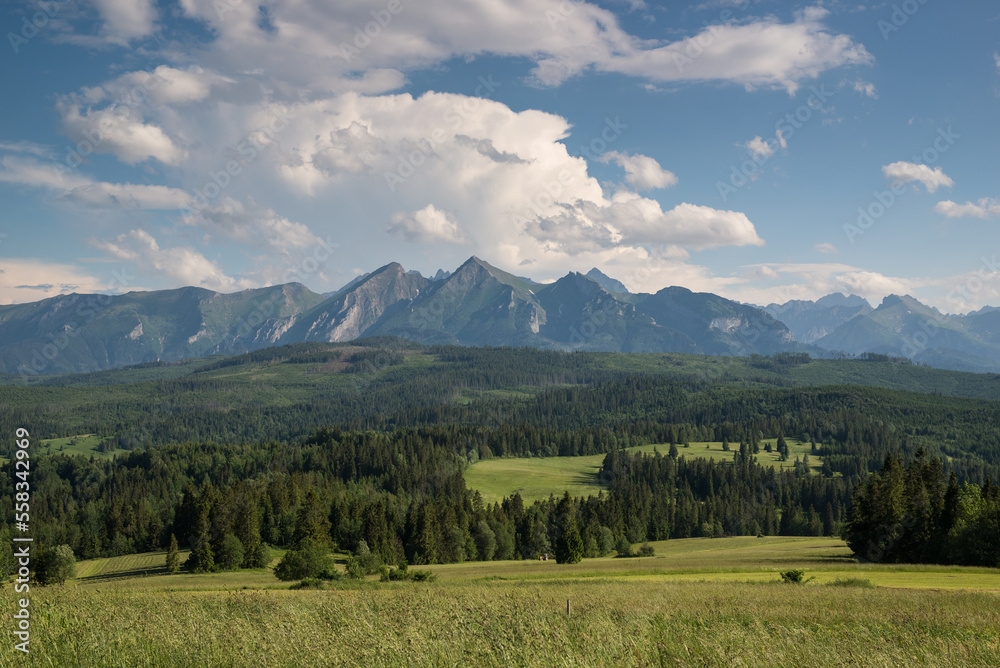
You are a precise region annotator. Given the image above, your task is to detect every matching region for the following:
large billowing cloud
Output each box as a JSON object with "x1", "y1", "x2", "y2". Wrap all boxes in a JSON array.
[
  {"x1": 9, "y1": 1, "x2": 876, "y2": 300},
  {"x1": 388, "y1": 205, "x2": 471, "y2": 244}
]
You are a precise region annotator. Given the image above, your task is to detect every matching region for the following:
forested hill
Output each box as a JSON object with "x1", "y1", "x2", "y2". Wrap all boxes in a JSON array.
[
  {"x1": 3, "y1": 339, "x2": 1000, "y2": 570},
  {"x1": 3, "y1": 340, "x2": 1000, "y2": 484}
]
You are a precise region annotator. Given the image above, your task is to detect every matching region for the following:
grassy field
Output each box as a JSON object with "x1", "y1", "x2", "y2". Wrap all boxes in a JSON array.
[
  {"x1": 466, "y1": 440, "x2": 822, "y2": 504},
  {"x1": 37, "y1": 434, "x2": 126, "y2": 459},
  {"x1": 66, "y1": 537, "x2": 1000, "y2": 593},
  {"x1": 5, "y1": 537, "x2": 999, "y2": 667}
]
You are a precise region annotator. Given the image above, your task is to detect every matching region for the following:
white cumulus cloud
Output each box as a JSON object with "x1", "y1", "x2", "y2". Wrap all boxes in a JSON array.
[
  {"x1": 388, "y1": 205, "x2": 471, "y2": 244},
  {"x1": 882, "y1": 161, "x2": 954, "y2": 193},
  {"x1": 744, "y1": 136, "x2": 775, "y2": 160},
  {"x1": 92, "y1": 0, "x2": 158, "y2": 43},
  {"x1": 600, "y1": 151, "x2": 677, "y2": 190},
  {"x1": 94, "y1": 229, "x2": 250, "y2": 292},
  {"x1": 935, "y1": 198, "x2": 1000, "y2": 219}
]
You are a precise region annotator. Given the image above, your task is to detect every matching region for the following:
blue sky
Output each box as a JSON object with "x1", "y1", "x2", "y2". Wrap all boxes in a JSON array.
[{"x1": 1, "y1": 0, "x2": 998, "y2": 313}]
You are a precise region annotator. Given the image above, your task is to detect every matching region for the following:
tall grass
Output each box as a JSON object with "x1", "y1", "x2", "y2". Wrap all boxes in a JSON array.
[{"x1": 3, "y1": 579, "x2": 998, "y2": 667}]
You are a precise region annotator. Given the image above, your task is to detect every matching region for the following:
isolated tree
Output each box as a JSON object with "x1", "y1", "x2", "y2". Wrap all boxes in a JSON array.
[
  {"x1": 472, "y1": 520, "x2": 497, "y2": 561},
  {"x1": 215, "y1": 534, "x2": 245, "y2": 571},
  {"x1": 166, "y1": 534, "x2": 180, "y2": 574},
  {"x1": 274, "y1": 537, "x2": 335, "y2": 581},
  {"x1": 35, "y1": 545, "x2": 76, "y2": 585},
  {"x1": 555, "y1": 519, "x2": 584, "y2": 564}
]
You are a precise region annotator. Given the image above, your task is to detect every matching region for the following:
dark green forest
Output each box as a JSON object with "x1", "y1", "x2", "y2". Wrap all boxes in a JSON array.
[{"x1": 1, "y1": 341, "x2": 998, "y2": 573}]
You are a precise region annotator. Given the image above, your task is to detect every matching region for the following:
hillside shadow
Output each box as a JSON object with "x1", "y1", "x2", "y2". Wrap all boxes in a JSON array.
[{"x1": 77, "y1": 564, "x2": 170, "y2": 583}]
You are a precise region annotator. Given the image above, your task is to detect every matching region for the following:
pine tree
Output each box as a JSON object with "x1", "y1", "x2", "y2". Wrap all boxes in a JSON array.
[
  {"x1": 166, "y1": 534, "x2": 180, "y2": 574},
  {"x1": 556, "y1": 519, "x2": 584, "y2": 564}
]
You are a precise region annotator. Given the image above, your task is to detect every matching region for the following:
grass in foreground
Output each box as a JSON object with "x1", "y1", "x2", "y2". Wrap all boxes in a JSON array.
[
  {"x1": 8, "y1": 537, "x2": 998, "y2": 666},
  {"x1": 4, "y1": 579, "x2": 999, "y2": 667}
]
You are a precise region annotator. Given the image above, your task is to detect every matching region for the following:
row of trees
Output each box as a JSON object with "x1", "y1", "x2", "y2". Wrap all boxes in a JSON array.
[{"x1": 5, "y1": 345, "x2": 1000, "y2": 488}]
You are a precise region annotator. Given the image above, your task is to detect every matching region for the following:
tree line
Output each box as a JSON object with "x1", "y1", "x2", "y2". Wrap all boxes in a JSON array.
[{"x1": 842, "y1": 449, "x2": 1000, "y2": 566}]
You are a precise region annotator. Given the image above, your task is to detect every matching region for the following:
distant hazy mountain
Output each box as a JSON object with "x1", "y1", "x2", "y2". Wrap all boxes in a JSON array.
[
  {"x1": 585, "y1": 268, "x2": 629, "y2": 293},
  {"x1": 0, "y1": 256, "x2": 803, "y2": 375},
  {"x1": 815, "y1": 294, "x2": 1000, "y2": 373},
  {"x1": 0, "y1": 283, "x2": 325, "y2": 377},
  {"x1": 763, "y1": 293, "x2": 872, "y2": 344},
  {"x1": 8, "y1": 257, "x2": 1000, "y2": 376}
]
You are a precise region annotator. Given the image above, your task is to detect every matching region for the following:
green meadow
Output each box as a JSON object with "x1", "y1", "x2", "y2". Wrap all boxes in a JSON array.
[
  {"x1": 466, "y1": 439, "x2": 822, "y2": 504},
  {"x1": 5, "y1": 536, "x2": 998, "y2": 667}
]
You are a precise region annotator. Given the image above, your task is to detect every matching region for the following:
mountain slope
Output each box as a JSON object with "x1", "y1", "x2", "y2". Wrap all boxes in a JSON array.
[
  {"x1": 11, "y1": 258, "x2": 999, "y2": 376},
  {"x1": 638, "y1": 287, "x2": 796, "y2": 356},
  {"x1": 585, "y1": 268, "x2": 629, "y2": 293},
  {"x1": 816, "y1": 294, "x2": 1000, "y2": 372},
  {"x1": 283, "y1": 262, "x2": 430, "y2": 343},
  {"x1": 371, "y1": 256, "x2": 547, "y2": 346},
  {"x1": 0, "y1": 283, "x2": 325, "y2": 376}
]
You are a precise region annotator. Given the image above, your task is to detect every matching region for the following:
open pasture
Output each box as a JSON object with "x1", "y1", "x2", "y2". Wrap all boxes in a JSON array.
[{"x1": 466, "y1": 440, "x2": 823, "y2": 504}]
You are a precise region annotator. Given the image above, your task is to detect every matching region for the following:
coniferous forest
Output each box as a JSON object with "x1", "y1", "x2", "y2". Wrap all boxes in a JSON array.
[{"x1": 1, "y1": 341, "x2": 999, "y2": 576}]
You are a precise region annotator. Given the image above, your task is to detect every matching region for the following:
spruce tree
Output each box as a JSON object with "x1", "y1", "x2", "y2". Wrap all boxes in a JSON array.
[
  {"x1": 166, "y1": 534, "x2": 180, "y2": 574},
  {"x1": 235, "y1": 502, "x2": 264, "y2": 568},
  {"x1": 293, "y1": 489, "x2": 332, "y2": 546},
  {"x1": 187, "y1": 512, "x2": 215, "y2": 573},
  {"x1": 555, "y1": 519, "x2": 584, "y2": 564}
]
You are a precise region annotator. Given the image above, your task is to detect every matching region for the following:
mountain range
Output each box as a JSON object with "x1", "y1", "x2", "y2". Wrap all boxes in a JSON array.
[{"x1": 2, "y1": 255, "x2": 999, "y2": 376}]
